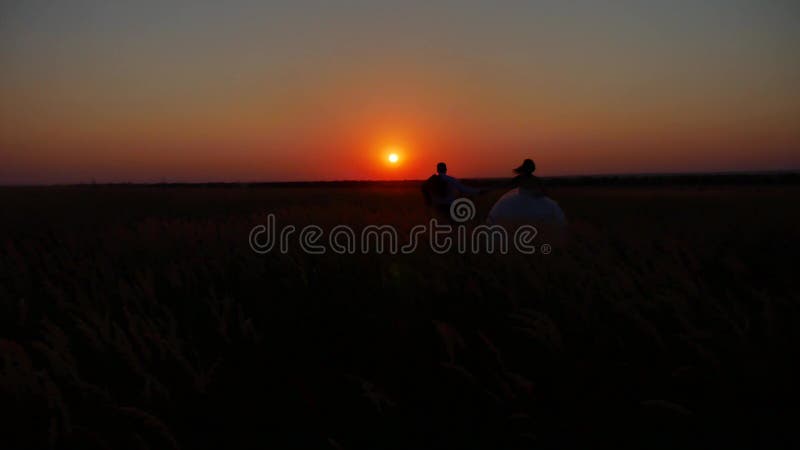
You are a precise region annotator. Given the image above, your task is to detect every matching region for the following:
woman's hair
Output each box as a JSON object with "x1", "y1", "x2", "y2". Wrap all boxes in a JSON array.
[{"x1": 513, "y1": 158, "x2": 536, "y2": 175}]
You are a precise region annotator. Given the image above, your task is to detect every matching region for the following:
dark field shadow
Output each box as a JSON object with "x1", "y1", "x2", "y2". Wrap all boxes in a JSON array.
[{"x1": 1, "y1": 180, "x2": 799, "y2": 449}]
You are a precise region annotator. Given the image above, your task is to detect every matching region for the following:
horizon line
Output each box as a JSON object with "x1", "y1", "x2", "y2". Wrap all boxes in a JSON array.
[{"x1": 2, "y1": 169, "x2": 799, "y2": 188}]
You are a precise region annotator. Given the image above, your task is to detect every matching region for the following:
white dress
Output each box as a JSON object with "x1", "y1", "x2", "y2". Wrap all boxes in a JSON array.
[{"x1": 487, "y1": 188, "x2": 566, "y2": 225}]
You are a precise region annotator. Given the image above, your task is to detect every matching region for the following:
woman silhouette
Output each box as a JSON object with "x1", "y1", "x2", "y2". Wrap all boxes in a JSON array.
[
  {"x1": 487, "y1": 159, "x2": 566, "y2": 226},
  {"x1": 510, "y1": 158, "x2": 546, "y2": 195}
]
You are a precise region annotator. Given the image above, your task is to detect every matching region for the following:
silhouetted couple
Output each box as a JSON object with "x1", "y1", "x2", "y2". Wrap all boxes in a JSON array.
[{"x1": 422, "y1": 159, "x2": 565, "y2": 225}]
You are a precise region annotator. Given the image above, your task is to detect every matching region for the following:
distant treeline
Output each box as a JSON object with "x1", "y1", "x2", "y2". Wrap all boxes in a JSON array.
[
  {"x1": 538, "y1": 171, "x2": 800, "y2": 187},
  {"x1": 52, "y1": 171, "x2": 800, "y2": 189}
]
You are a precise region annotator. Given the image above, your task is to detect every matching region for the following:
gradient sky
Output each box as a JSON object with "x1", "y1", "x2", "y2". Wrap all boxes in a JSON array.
[{"x1": 1, "y1": 0, "x2": 799, "y2": 183}]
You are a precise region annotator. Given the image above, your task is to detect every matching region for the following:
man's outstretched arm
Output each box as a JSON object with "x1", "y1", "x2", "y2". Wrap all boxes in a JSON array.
[{"x1": 452, "y1": 178, "x2": 482, "y2": 195}]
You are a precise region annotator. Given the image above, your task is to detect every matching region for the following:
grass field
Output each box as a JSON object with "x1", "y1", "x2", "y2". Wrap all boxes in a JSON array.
[{"x1": 1, "y1": 182, "x2": 799, "y2": 449}]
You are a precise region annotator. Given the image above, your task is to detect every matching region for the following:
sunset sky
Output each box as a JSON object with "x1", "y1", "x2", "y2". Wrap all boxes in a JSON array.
[{"x1": 1, "y1": 0, "x2": 799, "y2": 183}]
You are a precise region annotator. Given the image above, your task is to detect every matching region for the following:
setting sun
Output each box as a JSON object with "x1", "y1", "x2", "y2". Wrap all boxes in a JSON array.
[{"x1": 388, "y1": 153, "x2": 399, "y2": 164}]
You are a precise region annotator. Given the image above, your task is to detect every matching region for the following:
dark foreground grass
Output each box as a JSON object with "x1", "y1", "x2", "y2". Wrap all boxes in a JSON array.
[{"x1": 1, "y1": 184, "x2": 799, "y2": 449}]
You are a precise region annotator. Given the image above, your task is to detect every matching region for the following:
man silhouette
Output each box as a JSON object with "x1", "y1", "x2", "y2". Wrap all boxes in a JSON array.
[{"x1": 422, "y1": 162, "x2": 482, "y2": 218}]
